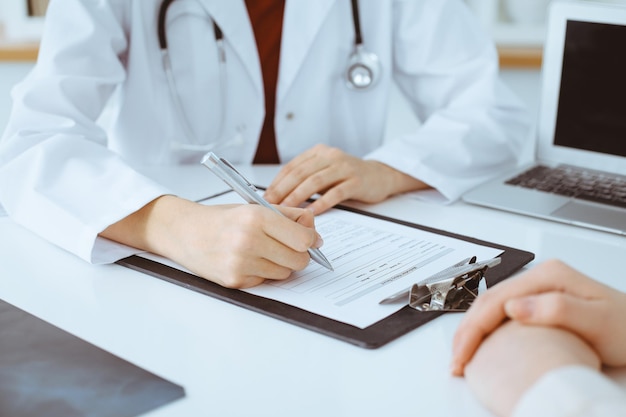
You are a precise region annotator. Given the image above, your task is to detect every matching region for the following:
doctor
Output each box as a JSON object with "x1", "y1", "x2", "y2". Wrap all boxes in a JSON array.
[{"x1": 0, "y1": 0, "x2": 529, "y2": 288}]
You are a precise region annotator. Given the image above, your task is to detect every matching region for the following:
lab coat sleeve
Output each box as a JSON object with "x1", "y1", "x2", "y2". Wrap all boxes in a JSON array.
[
  {"x1": 365, "y1": 0, "x2": 532, "y2": 202},
  {"x1": 512, "y1": 366, "x2": 626, "y2": 417},
  {"x1": 0, "y1": 0, "x2": 170, "y2": 264}
]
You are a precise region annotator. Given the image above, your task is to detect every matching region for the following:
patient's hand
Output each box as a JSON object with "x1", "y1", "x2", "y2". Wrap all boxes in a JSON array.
[
  {"x1": 464, "y1": 320, "x2": 600, "y2": 417},
  {"x1": 452, "y1": 259, "x2": 626, "y2": 375}
]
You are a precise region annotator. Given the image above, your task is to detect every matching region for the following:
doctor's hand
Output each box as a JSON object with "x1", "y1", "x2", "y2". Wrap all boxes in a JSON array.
[
  {"x1": 263, "y1": 144, "x2": 428, "y2": 214},
  {"x1": 464, "y1": 321, "x2": 601, "y2": 417},
  {"x1": 100, "y1": 195, "x2": 322, "y2": 289},
  {"x1": 451, "y1": 259, "x2": 626, "y2": 377}
]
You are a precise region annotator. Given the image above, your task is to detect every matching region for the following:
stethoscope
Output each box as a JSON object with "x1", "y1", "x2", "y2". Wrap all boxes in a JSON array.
[
  {"x1": 158, "y1": 0, "x2": 230, "y2": 150},
  {"x1": 157, "y1": 0, "x2": 381, "y2": 149},
  {"x1": 344, "y1": 0, "x2": 381, "y2": 90}
]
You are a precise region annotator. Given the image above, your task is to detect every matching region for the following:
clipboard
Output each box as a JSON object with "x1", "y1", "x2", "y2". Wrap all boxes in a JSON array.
[{"x1": 117, "y1": 202, "x2": 534, "y2": 349}]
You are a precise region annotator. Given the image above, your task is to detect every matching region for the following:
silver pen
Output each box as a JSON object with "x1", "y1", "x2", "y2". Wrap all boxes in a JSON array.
[{"x1": 201, "y1": 152, "x2": 334, "y2": 271}]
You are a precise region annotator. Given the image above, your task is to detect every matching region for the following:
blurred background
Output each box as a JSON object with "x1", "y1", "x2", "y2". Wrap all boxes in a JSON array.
[{"x1": 1, "y1": 0, "x2": 624, "y2": 150}]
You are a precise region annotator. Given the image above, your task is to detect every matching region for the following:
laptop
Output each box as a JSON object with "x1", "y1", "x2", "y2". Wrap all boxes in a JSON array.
[{"x1": 463, "y1": 0, "x2": 626, "y2": 236}]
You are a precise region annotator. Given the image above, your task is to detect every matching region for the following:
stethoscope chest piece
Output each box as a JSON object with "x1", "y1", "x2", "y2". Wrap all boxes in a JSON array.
[{"x1": 346, "y1": 44, "x2": 381, "y2": 90}]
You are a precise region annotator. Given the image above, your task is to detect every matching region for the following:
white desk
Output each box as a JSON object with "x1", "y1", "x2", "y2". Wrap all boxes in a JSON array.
[{"x1": 1, "y1": 165, "x2": 625, "y2": 417}]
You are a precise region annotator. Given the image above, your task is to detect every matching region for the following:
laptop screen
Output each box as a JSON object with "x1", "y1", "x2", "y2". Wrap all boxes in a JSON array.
[{"x1": 553, "y1": 20, "x2": 626, "y2": 158}]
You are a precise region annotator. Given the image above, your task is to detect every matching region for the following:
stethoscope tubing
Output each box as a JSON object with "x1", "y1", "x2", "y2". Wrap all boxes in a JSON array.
[
  {"x1": 157, "y1": 0, "x2": 378, "y2": 88},
  {"x1": 157, "y1": 0, "x2": 380, "y2": 147}
]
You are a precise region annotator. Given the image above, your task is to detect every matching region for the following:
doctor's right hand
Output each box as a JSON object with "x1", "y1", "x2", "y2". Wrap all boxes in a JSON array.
[{"x1": 100, "y1": 195, "x2": 323, "y2": 288}]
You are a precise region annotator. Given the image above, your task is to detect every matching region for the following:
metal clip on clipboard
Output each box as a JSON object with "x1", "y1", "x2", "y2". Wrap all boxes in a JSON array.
[{"x1": 379, "y1": 256, "x2": 501, "y2": 312}]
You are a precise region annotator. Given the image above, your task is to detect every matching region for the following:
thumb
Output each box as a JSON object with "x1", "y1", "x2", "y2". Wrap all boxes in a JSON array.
[
  {"x1": 504, "y1": 292, "x2": 605, "y2": 341},
  {"x1": 277, "y1": 205, "x2": 315, "y2": 227},
  {"x1": 273, "y1": 205, "x2": 323, "y2": 249}
]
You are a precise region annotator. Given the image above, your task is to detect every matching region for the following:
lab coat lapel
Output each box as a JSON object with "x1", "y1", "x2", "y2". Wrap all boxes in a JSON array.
[
  {"x1": 196, "y1": 0, "x2": 263, "y2": 95},
  {"x1": 277, "y1": 0, "x2": 337, "y2": 102}
]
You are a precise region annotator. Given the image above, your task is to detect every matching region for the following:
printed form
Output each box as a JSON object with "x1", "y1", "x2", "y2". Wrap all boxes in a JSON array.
[
  {"x1": 141, "y1": 192, "x2": 502, "y2": 328},
  {"x1": 245, "y1": 209, "x2": 501, "y2": 328}
]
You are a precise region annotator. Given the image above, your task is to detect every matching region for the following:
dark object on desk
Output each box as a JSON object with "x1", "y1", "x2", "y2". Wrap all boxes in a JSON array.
[
  {"x1": 0, "y1": 299, "x2": 185, "y2": 417},
  {"x1": 118, "y1": 203, "x2": 534, "y2": 350}
]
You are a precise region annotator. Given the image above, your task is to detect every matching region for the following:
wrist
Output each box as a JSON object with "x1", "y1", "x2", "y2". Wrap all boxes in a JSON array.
[
  {"x1": 371, "y1": 161, "x2": 429, "y2": 197},
  {"x1": 140, "y1": 195, "x2": 199, "y2": 257},
  {"x1": 100, "y1": 194, "x2": 190, "y2": 255},
  {"x1": 465, "y1": 322, "x2": 601, "y2": 417}
]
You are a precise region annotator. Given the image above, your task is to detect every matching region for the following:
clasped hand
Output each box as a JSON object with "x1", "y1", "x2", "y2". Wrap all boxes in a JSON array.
[{"x1": 451, "y1": 259, "x2": 626, "y2": 416}]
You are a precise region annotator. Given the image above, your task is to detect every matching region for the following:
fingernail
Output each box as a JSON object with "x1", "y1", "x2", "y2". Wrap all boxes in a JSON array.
[
  {"x1": 314, "y1": 235, "x2": 324, "y2": 248},
  {"x1": 449, "y1": 360, "x2": 462, "y2": 376},
  {"x1": 450, "y1": 349, "x2": 460, "y2": 372},
  {"x1": 505, "y1": 297, "x2": 534, "y2": 320}
]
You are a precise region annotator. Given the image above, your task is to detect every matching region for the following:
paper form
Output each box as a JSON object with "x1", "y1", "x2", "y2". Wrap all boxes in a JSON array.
[{"x1": 140, "y1": 192, "x2": 502, "y2": 328}]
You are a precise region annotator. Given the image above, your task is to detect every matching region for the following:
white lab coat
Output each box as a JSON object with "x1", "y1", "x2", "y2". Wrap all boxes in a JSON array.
[
  {"x1": 0, "y1": 0, "x2": 530, "y2": 264},
  {"x1": 513, "y1": 366, "x2": 626, "y2": 417}
]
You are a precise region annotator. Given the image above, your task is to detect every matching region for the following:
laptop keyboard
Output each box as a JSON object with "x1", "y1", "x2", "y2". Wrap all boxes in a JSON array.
[{"x1": 505, "y1": 165, "x2": 626, "y2": 209}]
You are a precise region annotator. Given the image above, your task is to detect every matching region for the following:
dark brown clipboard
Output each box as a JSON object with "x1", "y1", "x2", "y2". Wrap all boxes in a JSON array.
[{"x1": 117, "y1": 197, "x2": 534, "y2": 349}]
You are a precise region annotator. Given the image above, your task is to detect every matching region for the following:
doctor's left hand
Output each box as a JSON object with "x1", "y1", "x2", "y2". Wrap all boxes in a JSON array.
[{"x1": 263, "y1": 144, "x2": 428, "y2": 214}]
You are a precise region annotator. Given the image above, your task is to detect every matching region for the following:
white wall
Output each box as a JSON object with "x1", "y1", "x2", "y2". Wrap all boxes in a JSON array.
[{"x1": 501, "y1": 69, "x2": 542, "y2": 119}]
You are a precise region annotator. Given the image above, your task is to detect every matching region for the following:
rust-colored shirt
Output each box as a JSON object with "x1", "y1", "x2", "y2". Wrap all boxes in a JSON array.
[{"x1": 246, "y1": 0, "x2": 285, "y2": 164}]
